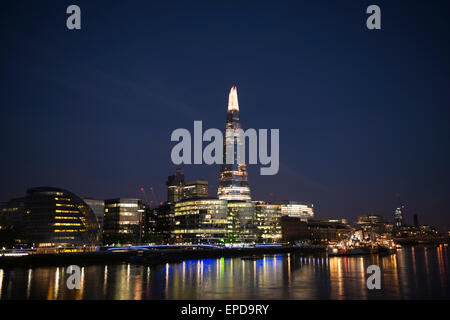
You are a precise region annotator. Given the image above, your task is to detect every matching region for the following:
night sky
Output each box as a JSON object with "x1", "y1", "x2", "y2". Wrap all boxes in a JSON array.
[{"x1": 1, "y1": 1, "x2": 449, "y2": 229}]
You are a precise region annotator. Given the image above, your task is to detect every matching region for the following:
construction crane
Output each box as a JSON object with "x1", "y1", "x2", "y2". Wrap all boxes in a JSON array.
[
  {"x1": 150, "y1": 186, "x2": 162, "y2": 206},
  {"x1": 140, "y1": 187, "x2": 150, "y2": 206}
]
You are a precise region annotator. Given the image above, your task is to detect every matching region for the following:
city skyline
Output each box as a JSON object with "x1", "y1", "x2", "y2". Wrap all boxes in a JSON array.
[
  {"x1": 1, "y1": 0, "x2": 449, "y2": 230},
  {"x1": 1, "y1": 1, "x2": 450, "y2": 306}
]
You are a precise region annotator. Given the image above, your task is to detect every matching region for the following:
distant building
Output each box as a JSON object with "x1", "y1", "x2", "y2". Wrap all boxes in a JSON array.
[
  {"x1": 174, "y1": 198, "x2": 228, "y2": 243},
  {"x1": 414, "y1": 214, "x2": 419, "y2": 227},
  {"x1": 279, "y1": 201, "x2": 314, "y2": 221},
  {"x1": 0, "y1": 197, "x2": 26, "y2": 245},
  {"x1": 356, "y1": 214, "x2": 391, "y2": 239},
  {"x1": 102, "y1": 198, "x2": 145, "y2": 245},
  {"x1": 166, "y1": 168, "x2": 185, "y2": 204},
  {"x1": 182, "y1": 180, "x2": 208, "y2": 200},
  {"x1": 281, "y1": 217, "x2": 352, "y2": 244},
  {"x1": 307, "y1": 219, "x2": 351, "y2": 244},
  {"x1": 357, "y1": 214, "x2": 384, "y2": 226},
  {"x1": 394, "y1": 206, "x2": 404, "y2": 227}
]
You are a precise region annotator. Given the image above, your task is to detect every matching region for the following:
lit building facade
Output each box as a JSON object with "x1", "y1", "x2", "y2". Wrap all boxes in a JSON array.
[
  {"x1": 279, "y1": 201, "x2": 314, "y2": 221},
  {"x1": 173, "y1": 198, "x2": 228, "y2": 243},
  {"x1": 227, "y1": 201, "x2": 256, "y2": 242},
  {"x1": 357, "y1": 214, "x2": 384, "y2": 226},
  {"x1": 166, "y1": 168, "x2": 185, "y2": 204},
  {"x1": 254, "y1": 201, "x2": 282, "y2": 243},
  {"x1": 394, "y1": 206, "x2": 404, "y2": 227},
  {"x1": 102, "y1": 198, "x2": 145, "y2": 245},
  {"x1": 22, "y1": 187, "x2": 100, "y2": 247},
  {"x1": 356, "y1": 214, "x2": 392, "y2": 236},
  {"x1": 182, "y1": 180, "x2": 208, "y2": 200},
  {"x1": 217, "y1": 87, "x2": 251, "y2": 201}
]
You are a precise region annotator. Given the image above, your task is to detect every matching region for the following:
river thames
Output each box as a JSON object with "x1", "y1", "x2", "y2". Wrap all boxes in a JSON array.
[{"x1": 0, "y1": 246, "x2": 448, "y2": 300}]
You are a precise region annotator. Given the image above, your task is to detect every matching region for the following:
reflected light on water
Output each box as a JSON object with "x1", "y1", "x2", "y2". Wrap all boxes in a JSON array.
[
  {"x1": 0, "y1": 246, "x2": 448, "y2": 300},
  {"x1": 26, "y1": 269, "x2": 32, "y2": 299},
  {"x1": 0, "y1": 269, "x2": 3, "y2": 299}
]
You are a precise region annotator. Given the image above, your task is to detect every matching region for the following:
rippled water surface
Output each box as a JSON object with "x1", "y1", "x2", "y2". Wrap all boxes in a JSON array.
[{"x1": 0, "y1": 246, "x2": 448, "y2": 299}]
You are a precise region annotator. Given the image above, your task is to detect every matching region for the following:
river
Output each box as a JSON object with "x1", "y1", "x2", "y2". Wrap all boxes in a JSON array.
[{"x1": 0, "y1": 246, "x2": 448, "y2": 299}]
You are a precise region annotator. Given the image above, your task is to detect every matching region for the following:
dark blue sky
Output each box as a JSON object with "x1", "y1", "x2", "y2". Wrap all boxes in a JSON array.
[{"x1": 1, "y1": 0, "x2": 449, "y2": 229}]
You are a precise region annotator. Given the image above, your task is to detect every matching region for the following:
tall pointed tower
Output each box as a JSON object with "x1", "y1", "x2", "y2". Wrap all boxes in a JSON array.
[{"x1": 217, "y1": 86, "x2": 251, "y2": 201}]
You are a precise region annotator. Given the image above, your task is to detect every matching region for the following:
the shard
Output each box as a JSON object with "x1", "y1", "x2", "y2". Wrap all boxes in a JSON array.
[{"x1": 217, "y1": 86, "x2": 251, "y2": 201}]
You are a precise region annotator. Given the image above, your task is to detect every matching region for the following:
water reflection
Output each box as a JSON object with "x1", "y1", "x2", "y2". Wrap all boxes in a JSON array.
[{"x1": 0, "y1": 246, "x2": 448, "y2": 299}]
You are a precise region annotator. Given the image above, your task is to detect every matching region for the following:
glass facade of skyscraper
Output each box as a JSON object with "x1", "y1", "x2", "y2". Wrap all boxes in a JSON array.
[{"x1": 217, "y1": 87, "x2": 251, "y2": 201}]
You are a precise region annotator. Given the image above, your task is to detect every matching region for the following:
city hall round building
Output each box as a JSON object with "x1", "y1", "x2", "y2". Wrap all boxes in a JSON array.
[{"x1": 23, "y1": 187, "x2": 100, "y2": 247}]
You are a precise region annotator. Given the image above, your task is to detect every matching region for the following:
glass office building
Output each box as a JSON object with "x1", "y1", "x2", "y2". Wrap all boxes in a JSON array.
[
  {"x1": 173, "y1": 198, "x2": 228, "y2": 243},
  {"x1": 227, "y1": 201, "x2": 256, "y2": 242},
  {"x1": 102, "y1": 198, "x2": 145, "y2": 245},
  {"x1": 254, "y1": 201, "x2": 282, "y2": 242}
]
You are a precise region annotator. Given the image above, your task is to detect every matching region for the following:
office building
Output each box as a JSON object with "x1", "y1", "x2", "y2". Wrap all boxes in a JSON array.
[
  {"x1": 166, "y1": 168, "x2": 185, "y2": 204},
  {"x1": 154, "y1": 202, "x2": 175, "y2": 243},
  {"x1": 254, "y1": 201, "x2": 281, "y2": 242},
  {"x1": 279, "y1": 201, "x2": 314, "y2": 221},
  {"x1": 227, "y1": 201, "x2": 256, "y2": 242},
  {"x1": 182, "y1": 180, "x2": 208, "y2": 200},
  {"x1": 102, "y1": 198, "x2": 145, "y2": 245},
  {"x1": 173, "y1": 198, "x2": 228, "y2": 243}
]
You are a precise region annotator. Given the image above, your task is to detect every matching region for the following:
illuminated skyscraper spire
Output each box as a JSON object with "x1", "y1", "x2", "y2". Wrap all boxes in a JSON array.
[
  {"x1": 228, "y1": 86, "x2": 239, "y2": 111},
  {"x1": 218, "y1": 86, "x2": 251, "y2": 201}
]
